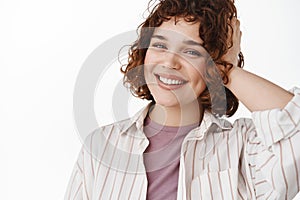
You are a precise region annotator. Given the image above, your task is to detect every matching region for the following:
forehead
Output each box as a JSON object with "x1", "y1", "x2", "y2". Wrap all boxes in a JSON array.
[{"x1": 153, "y1": 18, "x2": 203, "y2": 44}]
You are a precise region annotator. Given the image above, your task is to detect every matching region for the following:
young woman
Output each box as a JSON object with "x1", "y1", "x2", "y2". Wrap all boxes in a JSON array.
[{"x1": 65, "y1": 0, "x2": 300, "y2": 199}]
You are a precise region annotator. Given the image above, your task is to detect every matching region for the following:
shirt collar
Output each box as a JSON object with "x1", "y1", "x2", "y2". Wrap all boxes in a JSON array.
[
  {"x1": 120, "y1": 102, "x2": 232, "y2": 137},
  {"x1": 188, "y1": 110, "x2": 232, "y2": 139},
  {"x1": 120, "y1": 103, "x2": 153, "y2": 135}
]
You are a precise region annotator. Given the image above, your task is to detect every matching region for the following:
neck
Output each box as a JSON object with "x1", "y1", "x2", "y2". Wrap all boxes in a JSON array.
[{"x1": 148, "y1": 100, "x2": 204, "y2": 127}]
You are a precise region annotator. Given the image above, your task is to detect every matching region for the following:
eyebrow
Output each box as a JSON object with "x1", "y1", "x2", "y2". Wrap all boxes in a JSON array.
[
  {"x1": 151, "y1": 34, "x2": 204, "y2": 47},
  {"x1": 182, "y1": 39, "x2": 204, "y2": 47},
  {"x1": 151, "y1": 34, "x2": 167, "y2": 41}
]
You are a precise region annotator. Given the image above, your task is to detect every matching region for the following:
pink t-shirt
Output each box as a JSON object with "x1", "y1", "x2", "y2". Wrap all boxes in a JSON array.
[{"x1": 143, "y1": 116, "x2": 198, "y2": 200}]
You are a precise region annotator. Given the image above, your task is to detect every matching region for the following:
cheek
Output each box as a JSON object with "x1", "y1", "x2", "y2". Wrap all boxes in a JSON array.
[
  {"x1": 193, "y1": 59, "x2": 207, "y2": 74},
  {"x1": 144, "y1": 49, "x2": 157, "y2": 65},
  {"x1": 190, "y1": 69, "x2": 207, "y2": 94},
  {"x1": 189, "y1": 63, "x2": 206, "y2": 82},
  {"x1": 185, "y1": 56, "x2": 207, "y2": 75},
  {"x1": 143, "y1": 59, "x2": 154, "y2": 84},
  {"x1": 195, "y1": 78, "x2": 207, "y2": 95},
  {"x1": 144, "y1": 50, "x2": 159, "y2": 79}
]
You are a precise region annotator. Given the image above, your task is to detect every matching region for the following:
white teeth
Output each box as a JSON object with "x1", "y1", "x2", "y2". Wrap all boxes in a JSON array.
[{"x1": 158, "y1": 76, "x2": 184, "y2": 85}]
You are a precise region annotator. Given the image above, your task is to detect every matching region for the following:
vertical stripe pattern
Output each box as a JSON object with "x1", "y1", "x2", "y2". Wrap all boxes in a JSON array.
[{"x1": 65, "y1": 87, "x2": 300, "y2": 199}]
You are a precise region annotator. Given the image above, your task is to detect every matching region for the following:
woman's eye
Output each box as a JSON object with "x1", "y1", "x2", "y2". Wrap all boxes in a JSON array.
[
  {"x1": 152, "y1": 43, "x2": 167, "y2": 49},
  {"x1": 185, "y1": 50, "x2": 202, "y2": 57}
]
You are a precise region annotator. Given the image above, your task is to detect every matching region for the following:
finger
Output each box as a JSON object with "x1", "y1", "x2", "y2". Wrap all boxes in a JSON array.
[
  {"x1": 233, "y1": 18, "x2": 240, "y2": 32},
  {"x1": 236, "y1": 20, "x2": 240, "y2": 32},
  {"x1": 238, "y1": 30, "x2": 242, "y2": 52},
  {"x1": 230, "y1": 17, "x2": 239, "y2": 25},
  {"x1": 233, "y1": 21, "x2": 241, "y2": 38},
  {"x1": 236, "y1": 18, "x2": 240, "y2": 27}
]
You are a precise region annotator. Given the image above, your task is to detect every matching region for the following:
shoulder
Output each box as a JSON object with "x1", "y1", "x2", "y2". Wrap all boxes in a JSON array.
[
  {"x1": 81, "y1": 104, "x2": 151, "y2": 157},
  {"x1": 85, "y1": 117, "x2": 136, "y2": 143},
  {"x1": 80, "y1": 117, "x2": 137, "y2": 156}
]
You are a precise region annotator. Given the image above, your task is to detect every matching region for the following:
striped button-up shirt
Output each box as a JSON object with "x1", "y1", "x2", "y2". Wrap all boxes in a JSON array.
[{"x1": 65, "y1": 87, "x2": 300, "y2": 200}]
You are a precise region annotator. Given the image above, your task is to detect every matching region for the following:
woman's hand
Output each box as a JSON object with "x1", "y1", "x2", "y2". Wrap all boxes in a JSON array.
[
  {"x1": 222, "y1": 17, "x2": 293, "y2": 111},
  {"x1": 222, "y1": 17, "x2": 242, "y2": 67}
]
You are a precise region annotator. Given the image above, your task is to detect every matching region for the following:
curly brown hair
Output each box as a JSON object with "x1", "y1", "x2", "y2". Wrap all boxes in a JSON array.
[{"x1": 121, "y1": 0, "x2": 244, "y2": 117}]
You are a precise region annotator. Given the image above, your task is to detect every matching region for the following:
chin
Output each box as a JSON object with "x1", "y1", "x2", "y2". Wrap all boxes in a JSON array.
[
  {"x1": 154, "y1": 96, "x2": 198, "y2": 109},
  {"x1": 154, "y1": 97, "x2": 179, "y2": 108}
]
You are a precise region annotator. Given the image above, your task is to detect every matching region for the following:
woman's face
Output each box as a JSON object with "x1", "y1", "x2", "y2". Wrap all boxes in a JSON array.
[{"x1": 144, "y1": 18, "x2": 208, "y2": 108}]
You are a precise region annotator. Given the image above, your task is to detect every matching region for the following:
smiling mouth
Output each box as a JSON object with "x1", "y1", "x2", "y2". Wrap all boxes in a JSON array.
[{"x1": 155, "y1": 74, "x2": 187, "y2": 86}]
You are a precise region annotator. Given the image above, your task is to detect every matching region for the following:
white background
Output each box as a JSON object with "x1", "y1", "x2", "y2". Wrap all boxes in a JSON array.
[{"x1": 1, "y1": 0, "x2": 300, "y2": 199}]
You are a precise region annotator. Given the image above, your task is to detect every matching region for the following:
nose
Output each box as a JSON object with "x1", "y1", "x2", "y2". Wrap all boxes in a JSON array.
[{"x1": 162, "y1": 51, "x2": 181, "y2": 70}]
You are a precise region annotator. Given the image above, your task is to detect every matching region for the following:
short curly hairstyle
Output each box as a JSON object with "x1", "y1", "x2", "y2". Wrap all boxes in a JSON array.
[{"x1": 121, "y1": 0, "x2": 244, "y2": 117}]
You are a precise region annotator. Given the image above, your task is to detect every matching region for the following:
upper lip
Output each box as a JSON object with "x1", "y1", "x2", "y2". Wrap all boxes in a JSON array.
[{"x1": 154, "y1": 73, "x2": 188, "y2": 82}]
